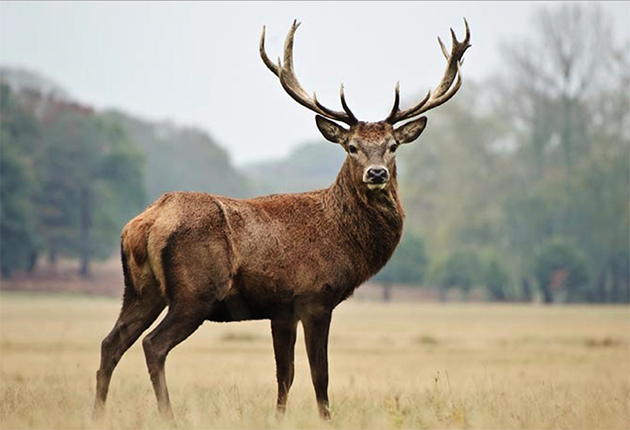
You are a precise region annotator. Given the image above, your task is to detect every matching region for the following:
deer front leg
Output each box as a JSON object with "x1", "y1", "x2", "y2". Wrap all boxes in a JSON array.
[
  {"x1": 271, "y1": 318, "x2": 298, "y2": 417},
  {"x1": 302, "y1": 311, "x2": 332, "y2": 420}
]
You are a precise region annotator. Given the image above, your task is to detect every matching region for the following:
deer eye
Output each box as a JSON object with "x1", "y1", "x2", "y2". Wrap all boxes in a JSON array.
[
  {"x1": 389, "y1": 143, "x2": 398, "y2": 153},
  {"x1": 348, "y1": 144, "x2": 358, "y2": 154}
]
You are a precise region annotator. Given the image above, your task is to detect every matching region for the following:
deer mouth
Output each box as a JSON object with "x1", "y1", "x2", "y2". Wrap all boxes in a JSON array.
[
  {"x1": 366, "y1": 182, "x2": 387, "y2": 191},
  {"x1": 363, "y1": 165, "x2": 389, "y2": 191}
]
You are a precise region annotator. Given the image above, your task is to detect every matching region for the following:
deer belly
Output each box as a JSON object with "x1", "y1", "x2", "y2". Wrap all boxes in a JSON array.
[{"x1": 206, "y1": 292, "x2": 293, "y2": 322}]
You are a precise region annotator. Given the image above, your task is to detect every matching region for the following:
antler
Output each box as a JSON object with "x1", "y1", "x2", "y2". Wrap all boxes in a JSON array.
[
  {"x1": 385, "y1": 18, "x2": 471, "y2": 124},
  {"x1": 260, "y1": 20, "x2": 358, "y2": 126}
]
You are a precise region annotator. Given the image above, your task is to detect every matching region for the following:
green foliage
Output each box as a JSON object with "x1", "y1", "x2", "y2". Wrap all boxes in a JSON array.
[
  {"x1": 534, "y1": 238, "x2": 590, "y2": 303},
  {"x1": 34, "y1": 109, "x2": 146, "y2": 271},
  {"x1": 431, "y1": 250, "x2": 512, "y2": 301},
  {"x1": 0, "y1": 84, "x2": 39, "y2": 277},
  {"x1": 433, "y1": 249, "x2": 482, "y2": 298},
  {"x1": 483, "y1": 253, "x2": 511, "y2": 302},
  {"x1": 373, "y1": 234, "x2": 427, "y2": 285},
  {"x1": 0, "y1": 139, "x2": 37, "y2": 277}
]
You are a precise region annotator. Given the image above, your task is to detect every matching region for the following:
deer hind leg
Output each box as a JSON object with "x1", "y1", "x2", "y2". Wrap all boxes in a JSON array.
[
  {"x1": 141, "y1": 300, "x2": 211, "y2": 420},
  {"x1": 93, "y1": 280, "x2": 166, "y2": 418},
  {"x1": 302, "y1": 311, "x2": 333, "y2": 420},
  {"x1": 141, "y1": 256, "x2": 222, "y2": 420},
  {"x1": 271, "y1": 318, "x2": 298, "y2": 417}
]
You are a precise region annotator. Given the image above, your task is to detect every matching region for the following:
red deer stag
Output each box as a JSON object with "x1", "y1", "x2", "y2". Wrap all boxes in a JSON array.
[{"x1": 93, "y1": 19, "x2": 471, "y2": 420}]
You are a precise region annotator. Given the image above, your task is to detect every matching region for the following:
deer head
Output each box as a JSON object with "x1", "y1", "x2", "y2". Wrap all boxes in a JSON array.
[{"x1": 260, "y1": 20, "x2": 471, "y2": 192}]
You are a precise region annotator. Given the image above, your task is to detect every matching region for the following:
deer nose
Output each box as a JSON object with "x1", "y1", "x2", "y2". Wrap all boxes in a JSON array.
[{"x1": 366, "y1": 166, "x2": 389, "y2": 184}]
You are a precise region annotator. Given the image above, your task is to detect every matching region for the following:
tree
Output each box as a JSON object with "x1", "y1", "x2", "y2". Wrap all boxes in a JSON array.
[
  {"x1": 500, "y1": 3, "x2": 613, "y2": 169},
  {"x1": 498, "y1": 3, "x2": 628, "y2": 301},
  {"x1": 373, "y1": 233, "x2": 427, "y2": 301},
  {"x1": 36, "y1": 110, "x2": 145, "y2": 276},
  {"x1": 482, "y1": 253, "x2": 512, "y2": 302},
  {"x1": 433, "y1": 249, "x2": 482, "y2": 301},
  {"x1": 400, "y1": 82, "x2": 511, "y2": 258},
  {"x1": 534, "y1": 238, "x2": 590, "y2": 303},
  {"x1": 0, "y1": 84, "x2": 39, "y2": 277}
]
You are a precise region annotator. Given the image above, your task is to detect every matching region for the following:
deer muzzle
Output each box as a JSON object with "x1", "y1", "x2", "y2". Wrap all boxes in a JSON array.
[{"x1": 364, "y1": 166, "x2": 389, "y2": 190}]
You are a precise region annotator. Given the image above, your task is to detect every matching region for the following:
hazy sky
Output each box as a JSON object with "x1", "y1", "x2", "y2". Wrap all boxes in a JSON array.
[{"x1": 1, "y1": 1, "x2": 628, "y2": 165}]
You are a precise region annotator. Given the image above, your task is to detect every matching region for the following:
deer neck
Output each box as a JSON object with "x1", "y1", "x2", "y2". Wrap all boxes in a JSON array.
[{"x1": 326, "y1": 159, "x2": 405, "y2": 277}]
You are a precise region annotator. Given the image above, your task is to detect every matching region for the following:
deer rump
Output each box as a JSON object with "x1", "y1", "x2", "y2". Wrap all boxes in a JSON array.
[{"x1": 122, "y1": 191, "x2": 374, "y2": 324}]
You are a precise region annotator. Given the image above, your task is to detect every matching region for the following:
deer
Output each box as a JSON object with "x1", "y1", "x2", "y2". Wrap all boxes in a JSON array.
[{"x1": 93, "y1": 19, "x2": 471, "y2": 421}]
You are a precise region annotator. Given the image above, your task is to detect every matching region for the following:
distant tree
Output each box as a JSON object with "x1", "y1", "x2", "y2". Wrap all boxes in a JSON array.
[
  {"x1": 373, "y1": 234, "x2": 427, "y2": 301},
  {"x1": 500, "y1": 3, "x2": 613, "y2": 169},
  {"x1": 433, "y1": 249, "x2": 482, "y2": 300},
  {"x1": 0, "y1": 84, "x2": 39, "y2": 277},
  {"x1": 534, "y1": 238, "x2": 590, "y2": 303},
  {"x1": 610, "y1": 247, "x2": 630, "y2": 303},
  {"x1": 401, "y1": 82, "x2": 510, "y2": 260},
  {"x1": 482, "y1": 253, "x2": 511, "y2": 302},
  {"x1": 498, "y1": 3, "x2": 628, "y2": 302},
  {"x1": 36, "y1": 110, "x2": 145, "y2": 277}
]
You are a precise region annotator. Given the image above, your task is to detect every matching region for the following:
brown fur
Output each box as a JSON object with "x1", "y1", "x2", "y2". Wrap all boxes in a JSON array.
[{"x1": 92, "y1": 119, "x2": 421, "y2": 421}]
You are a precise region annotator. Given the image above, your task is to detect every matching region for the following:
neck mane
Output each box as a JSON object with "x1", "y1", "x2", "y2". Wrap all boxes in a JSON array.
[{"x1": 325, "y1": 159, "x2": 405, "y2": 280}]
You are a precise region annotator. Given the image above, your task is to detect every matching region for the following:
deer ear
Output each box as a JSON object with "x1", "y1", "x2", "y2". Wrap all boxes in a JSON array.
[
  {"x1": 394, "y1": 116, "x2": 428, "y2": 144},
  {"x1": 316, "y1": 115, "x2": 348, "y2": 144}
]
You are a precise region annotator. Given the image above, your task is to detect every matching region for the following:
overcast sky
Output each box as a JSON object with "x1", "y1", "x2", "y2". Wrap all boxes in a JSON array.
[{"x1": 1, "y1": 1, "x2": 628, "y2": 165}]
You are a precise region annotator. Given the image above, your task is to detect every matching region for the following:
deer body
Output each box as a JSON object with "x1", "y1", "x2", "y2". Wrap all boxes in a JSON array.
[
  {"x1": 94, "y1": 20, "x2": 470, "y2": 421},
  {"x1": 127, "y1": 158, "x2": 403, "y2": 323}
]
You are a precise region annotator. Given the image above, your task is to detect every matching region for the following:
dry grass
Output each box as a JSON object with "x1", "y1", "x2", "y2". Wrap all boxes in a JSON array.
[{"x1": 0, "y1": 291, "x2": 628, "y2": 429}]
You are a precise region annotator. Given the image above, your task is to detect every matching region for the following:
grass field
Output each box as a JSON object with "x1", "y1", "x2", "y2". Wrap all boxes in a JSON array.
[{"x1": 0, "y1": 291, "x2": 628, "y2": 429}]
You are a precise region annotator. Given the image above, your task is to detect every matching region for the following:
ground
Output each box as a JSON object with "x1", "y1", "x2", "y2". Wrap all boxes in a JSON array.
[{"x1": 0, "y1": 292, "x2": 628, "y2": 429}]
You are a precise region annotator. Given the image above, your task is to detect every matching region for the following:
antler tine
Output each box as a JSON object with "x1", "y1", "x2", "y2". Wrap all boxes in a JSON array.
[
  {"x1": 386, "y1": 82, "x2": 401, "y2": 122},
  {"x1": 339, "y1": 84, "x2": 358, "y2": 123},
  {"x1": 463, "y1": 17, "x2": 471, "y2": 45},
  {"x1": 438, "y1": 37, "x2": 449, "y2": 60},
  {"x1": 260, "y1": 21, "x2": 357, "y2": 125},
  {"x1": 314, "y1": 84, "x2": 358, "y2": 123},
  {"x1": 259, "y1": 26, "x2": 280, "y2": 76},
  {"x1": 386, "y1": 86, "x2": 431, "y2": 124},
  {"x1": 385, "y1": 19, "x2": 471, "y2": 124},
  {"x1": 450, "y1": 28, "x2": 458, "y2": 44}
]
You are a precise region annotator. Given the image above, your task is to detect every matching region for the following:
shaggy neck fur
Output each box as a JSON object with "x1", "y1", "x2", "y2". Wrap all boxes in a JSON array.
[{"x1": 325, "y1": 158, "x2": 405, "y2": 282}]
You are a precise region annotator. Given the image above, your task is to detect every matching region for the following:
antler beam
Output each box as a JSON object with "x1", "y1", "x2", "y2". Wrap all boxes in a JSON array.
[
  {"x1": 260, "y1": 20, "x2": 358, "y2": 125},
  {"x1": 385, "y1": 18, "x2": 471, "y2": 124}
]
